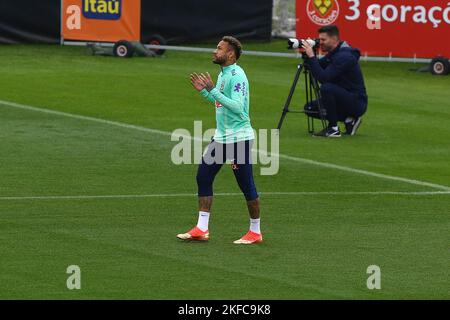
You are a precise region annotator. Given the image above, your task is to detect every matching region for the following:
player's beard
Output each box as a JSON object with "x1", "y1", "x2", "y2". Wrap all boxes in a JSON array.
[{"x1": 213, "y1": 56, "x2": 226, "y2": 65}]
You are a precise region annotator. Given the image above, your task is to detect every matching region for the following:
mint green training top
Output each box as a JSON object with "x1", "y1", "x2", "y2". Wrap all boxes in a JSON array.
[{"x1": 200, "y1": 63, "x2": 255, "y2": 144}]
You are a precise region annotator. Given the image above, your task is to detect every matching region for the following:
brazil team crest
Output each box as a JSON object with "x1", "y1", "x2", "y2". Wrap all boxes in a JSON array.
[{"x1": 307, "y1": 0, "x2": 340, "y2": 26}]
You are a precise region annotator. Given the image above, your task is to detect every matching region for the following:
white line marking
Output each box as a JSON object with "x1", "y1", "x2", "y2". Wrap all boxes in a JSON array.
[
  {"x1": 0, "y1": 100, "x2": 172, "y2": 137},
  {"x1": 273, "y1": 152, "x2": 450, "y2": 191},
  {"x1": 0, "y1": 191, "x2": 449, "y2": 201},
  {"x1": 1, "y1": 99, "x2": 449, "y2": 191}
]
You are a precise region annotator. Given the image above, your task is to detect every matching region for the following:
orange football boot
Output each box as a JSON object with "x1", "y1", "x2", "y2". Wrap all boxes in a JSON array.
[
  {"x1": 177, "y1": 226, "x2": 209, "y2": 241},
  {"x1": 233, "y1": 230, "x2": 263, "y2": 244}
]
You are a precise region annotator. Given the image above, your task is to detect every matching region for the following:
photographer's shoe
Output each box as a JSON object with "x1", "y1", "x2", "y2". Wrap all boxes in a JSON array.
[
  {"x1": 344, "y1": 117, "x2": 362, "y2": 135},
  {"x1": 313, "y1": 127, "x2": 341, "y2": 138}
]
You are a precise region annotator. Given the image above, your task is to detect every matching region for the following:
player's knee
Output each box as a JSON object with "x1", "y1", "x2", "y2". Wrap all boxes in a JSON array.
[
  {"x1": 236, "y1": 165, "x2": 258, "y2": 201},
  {"x1": 196, "y1": 172, "x2": 213, "y2": 188},
  {"x1": 197, "y1": 173, "x2": 214, "y2": 196},
  {"x1": 244, "y1": 188, "x2": 259, "y2": 201}
]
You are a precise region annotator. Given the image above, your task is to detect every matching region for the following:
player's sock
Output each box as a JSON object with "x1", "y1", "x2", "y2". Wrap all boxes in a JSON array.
[
  {"x1": 332, "y1": 126, "x2": 339, "y2": 131},
  {"x1": 249, "y1": 218, "x2": 261, "y2": 234},
  {"x1": 197, "y1": 211, "x2": 210, "y2": 232}
]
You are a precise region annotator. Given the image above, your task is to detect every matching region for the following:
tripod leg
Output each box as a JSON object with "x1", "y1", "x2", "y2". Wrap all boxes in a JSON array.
[
  {"x1": 305, "y1": 68, "x2": 320, "y2": 134},
  {"x1": 277, "y1": 63, "x2": 304, "y2": 130},
  {"x1": 305, "y1": 68, "x2": 313, "y2": 134},
  {"x1": 310, "y1": 76, "x2": 327, "y2": 130}
]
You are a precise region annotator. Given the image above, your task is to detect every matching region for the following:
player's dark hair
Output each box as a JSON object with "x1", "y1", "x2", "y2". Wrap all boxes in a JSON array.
[
  {"x1": 318, "y1": 25, "x2": 340, "y2": 39},
  {"x1": 222, "y1": 36, "x2": 242, "y2": 60}
]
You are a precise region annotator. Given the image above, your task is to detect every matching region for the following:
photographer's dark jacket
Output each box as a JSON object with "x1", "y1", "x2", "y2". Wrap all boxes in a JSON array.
[{"x1": 305, "y1": 42, "x2": 368, "y2": 102}]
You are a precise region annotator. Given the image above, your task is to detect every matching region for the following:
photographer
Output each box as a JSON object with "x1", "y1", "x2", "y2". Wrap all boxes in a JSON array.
[{"x1": 302, "y1": 25, "x2": 368, "y2": 137}]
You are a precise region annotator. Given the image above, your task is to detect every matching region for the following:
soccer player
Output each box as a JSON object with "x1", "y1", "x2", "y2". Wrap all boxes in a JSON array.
[{"x1": 177, "y1": 36, "x2": 262, "y2": 244}]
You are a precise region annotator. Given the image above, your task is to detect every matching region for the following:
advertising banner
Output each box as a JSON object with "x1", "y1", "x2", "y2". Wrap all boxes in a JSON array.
[
  {"x1": 296, "y1": 0, "x2": 450, "y2": 58},
  {"x1": 62, "y1": 0, "x2": 141, "y2": 42}
]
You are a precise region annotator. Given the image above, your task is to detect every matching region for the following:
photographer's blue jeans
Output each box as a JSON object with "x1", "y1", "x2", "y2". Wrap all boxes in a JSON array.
[{"x1": 304, "y1": 83, "x2": 367, "y2": 127}]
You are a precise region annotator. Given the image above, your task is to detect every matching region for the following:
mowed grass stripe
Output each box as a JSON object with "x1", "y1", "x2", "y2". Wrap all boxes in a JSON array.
[
  {"x1": 1, "y1": 99, "x2": 449, "y2": 191},
  {"x1": 0, "y1": 191, "x2": 449, "y2": 201}
]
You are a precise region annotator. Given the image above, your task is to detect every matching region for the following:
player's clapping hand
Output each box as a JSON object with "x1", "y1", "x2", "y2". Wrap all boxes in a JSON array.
[
  {"x1": 198, "y1": 72, "x2": 215, "y2": 91},
  {"x1": 190, "y1": 73, "x2": 207, "y2": 91}
]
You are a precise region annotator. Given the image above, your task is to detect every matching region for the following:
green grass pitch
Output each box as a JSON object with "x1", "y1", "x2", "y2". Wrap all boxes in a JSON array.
[{"x1": 0, "y1": 42, "x2": 449, "y2": 299}]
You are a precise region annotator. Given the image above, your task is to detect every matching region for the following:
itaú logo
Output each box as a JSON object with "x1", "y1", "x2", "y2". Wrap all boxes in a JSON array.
[
  {"x1": 307, "y1": 0, "x2": 340, "y2": 26},
  {"x1": 82, "y1": 0, "x2": 121, "y2": 20}
]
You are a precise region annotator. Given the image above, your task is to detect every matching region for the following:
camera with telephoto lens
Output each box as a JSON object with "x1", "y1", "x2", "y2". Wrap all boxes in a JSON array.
[{"x1": 287, "y1": 38, "x2": 320, "y2": 51}]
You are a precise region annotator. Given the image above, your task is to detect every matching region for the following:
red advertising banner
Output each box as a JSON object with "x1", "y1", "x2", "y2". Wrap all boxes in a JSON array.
[
  {"x1": 62, "y1": 0, "x2": 141, "y2": 43},
  {"x1": 296, "y1": 0, "x2": 450, "y2": 58}
]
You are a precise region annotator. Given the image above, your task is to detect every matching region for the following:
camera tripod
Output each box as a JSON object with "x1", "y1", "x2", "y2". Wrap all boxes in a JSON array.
[{"x1": 276, "y1": 56, "x2": 327, "y2": 133}]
